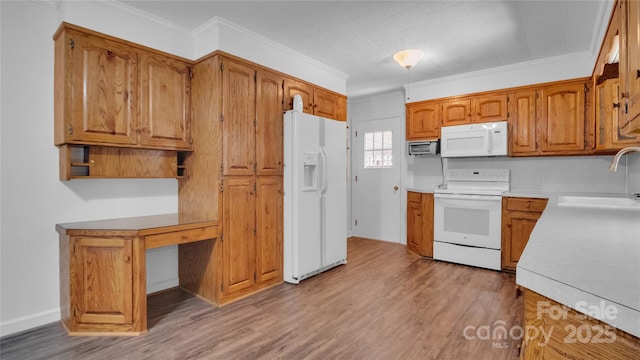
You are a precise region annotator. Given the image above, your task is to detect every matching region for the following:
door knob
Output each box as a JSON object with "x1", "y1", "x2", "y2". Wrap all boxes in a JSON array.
[{"x1": 393, "y1": 186, "x2": 399, "y2": 191}]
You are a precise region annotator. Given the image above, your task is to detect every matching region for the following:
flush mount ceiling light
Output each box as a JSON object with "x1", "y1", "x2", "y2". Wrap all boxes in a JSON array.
[{"x1": 393, "y1": 49, "x2": 424, "y2": 69}]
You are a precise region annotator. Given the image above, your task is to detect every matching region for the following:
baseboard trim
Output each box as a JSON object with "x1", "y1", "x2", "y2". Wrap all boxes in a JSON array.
[{"x1": 0, "y1": 308, "x2": 60, "y2": 338}]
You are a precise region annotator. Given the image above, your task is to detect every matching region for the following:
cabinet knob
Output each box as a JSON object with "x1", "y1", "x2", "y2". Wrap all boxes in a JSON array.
[
  {"x1": 393, "y1": 185, "x2": 399, "y2": 191},
  {"x1": 89, "y1": 160, "x2": 95, "y2": 164}
]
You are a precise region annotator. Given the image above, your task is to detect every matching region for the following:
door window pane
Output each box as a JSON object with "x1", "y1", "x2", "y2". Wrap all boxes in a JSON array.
[{"x1": 364, "y1": 131, "x2": 392, "y2": 169}]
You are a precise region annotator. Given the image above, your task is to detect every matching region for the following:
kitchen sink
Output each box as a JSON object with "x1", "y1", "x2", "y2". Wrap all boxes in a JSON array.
[{"x1": 557, "y1": 195, "x2": 640, "y2": 210}]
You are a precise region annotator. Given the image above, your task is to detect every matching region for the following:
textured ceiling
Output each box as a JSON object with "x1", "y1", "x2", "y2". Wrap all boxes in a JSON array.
[{"x1": 117, "y1": 0, "x2": 611, "y2": 98}]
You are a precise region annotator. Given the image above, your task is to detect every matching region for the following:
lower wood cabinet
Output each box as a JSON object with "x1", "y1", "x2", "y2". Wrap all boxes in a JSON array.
[
  {"x1": 406, "y1": 191, "x2": 434, "y2": 257},
  {"x1": 57, "y1": 214, "x2": 218, "y2": 335},
  {"x1": 220, "y1": 175, "x2": 283, "y2": 304},
  {"x1": 501, "y1": 197, "x2": 548, "y2": 271}
]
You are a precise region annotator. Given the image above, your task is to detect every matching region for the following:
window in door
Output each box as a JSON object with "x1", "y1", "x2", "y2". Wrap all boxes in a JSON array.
[{"x1": 363, "y1": 130, "x2": 392, "y2": 169}]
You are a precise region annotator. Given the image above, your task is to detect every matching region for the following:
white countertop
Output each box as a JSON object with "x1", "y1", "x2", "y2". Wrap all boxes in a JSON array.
[{"x1": 516, "y1": 194, "x2": 640, "y2": 337}]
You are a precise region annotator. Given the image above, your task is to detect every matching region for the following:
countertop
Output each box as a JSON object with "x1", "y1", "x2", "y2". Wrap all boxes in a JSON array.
[{"x1": 516, "y1": 195, "x2": 640, "y2": 337}]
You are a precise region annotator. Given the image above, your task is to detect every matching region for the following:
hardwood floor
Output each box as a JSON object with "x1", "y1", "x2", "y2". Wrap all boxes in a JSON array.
[{"x1": 1, "y1": 237, "x2": 523, "y2": 360}]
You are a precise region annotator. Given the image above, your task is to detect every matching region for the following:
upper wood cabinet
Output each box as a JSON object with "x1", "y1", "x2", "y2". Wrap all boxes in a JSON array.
[
  {"x1": 53, "y1": 23, "x2": 192, "y2": 151},
  {"x1": 595, "y1": 78, "x2": 640, "y2": 150},
  {"x1": 537, "y1": 80, "x2": 589, "y2": 153},
  {"x1": 139, "y1": 52, "x2": 192, "y2": 149},
  {"x1": 221, "y1": 58, "x2": 256, "y2": 176},
  {"x1": 406, "y1": 101, "x2": 441, "y2": 140},
  {"x1": 55, "y1": 27, "x2": 138, "y2": 147},
  {"x1": 406, "y1": 92, "x2": 508, "y2": 140},
  {"x1": 472, "y1": 94, "x2": 508, "y2": 123},
  {"x1": 441, "y1": 94, "x2": 508, "y2": 126},
  {"x1": 620, "y1": 0, "x2": 640, "y2": 134},
  {"x1": 256, "y1": 69, "x2": 285, "y2": 176},
  {"x1": 509, "y1": 78, "x2": 592, "y2": 156},
  {"x1": 508, "y1": 90, "x2": 537, "y2": 155},
  {"x1": 442, "y1": 99, "x2": 471, "y2": 126},
  {"x1": 283, "y1": 78, "x2": 347, "y2": 121}
]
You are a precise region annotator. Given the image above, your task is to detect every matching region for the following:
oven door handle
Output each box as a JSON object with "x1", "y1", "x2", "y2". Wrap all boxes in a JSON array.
[{"x1": 434, "y1": 193, "x2": 502, "y2": 201}]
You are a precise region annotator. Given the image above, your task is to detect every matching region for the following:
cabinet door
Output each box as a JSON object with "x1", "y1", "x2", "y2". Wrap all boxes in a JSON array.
[
  {"x1": 72, "y1": 237, "x2": 133, "y2": 325},
  {"x1": 406, "y1": 102, "x2": 441, "y2": 140},
  {"x1": 221, "y1": 177, "x2": 256, "y2": 297},
  {"x1": 222, "y1": 59, "x2": 256, "y2": 176},
  {"x1": 139, "y1": 52, "x2": 192, "y2": 150},
  {"x1": 255, "y1": 176, "x2": 283, "y2": 284},
  {"x1": 442, "y1": 99, "x2": 471, "y2": 126},
  {"x1": 472, "y1": 94, "x2": 508, "y2": 123},
  {"x1": 508, "y1": 90, "x2": 538, "y2": 155},
  {"x1": 67, "y1": 30, "x2": 138, "y2": 145},
  {"x1": 406, "y1": 193, "x2": 424, "y2": 255},
  {"x1": 256, "y1": 70, "x2": 284, "y2": 176},
  {"x1": 537, "y1": 82, "x2": 587, "y2": 153},
  {"x1": 501, "y1": 210, "x2": 542, "y2": 271},
  {"x1": 313, "y1": 88, "x2": 346, "y2": 121},
  {"x1": 621, "y1": 0, "x2": 640, "y2": 132},
  {"x1": 283, "y1": 78, "x2": 313, "y2": 114},
  {"x1": 596, "y1": 79, "x2": 640, "y2": 150}
]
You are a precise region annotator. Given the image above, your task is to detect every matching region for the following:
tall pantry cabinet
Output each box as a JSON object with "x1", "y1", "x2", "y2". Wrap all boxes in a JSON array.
[{"x1": 179, "y1": 54, "x2": 283, "y2": 305}]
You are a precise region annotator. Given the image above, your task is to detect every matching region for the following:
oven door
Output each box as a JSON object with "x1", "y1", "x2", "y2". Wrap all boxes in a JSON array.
[{"x1": 433, "y1": 193, "x2": 502, "y2": 249}]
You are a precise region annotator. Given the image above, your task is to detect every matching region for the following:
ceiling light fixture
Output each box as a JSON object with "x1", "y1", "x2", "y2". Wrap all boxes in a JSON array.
[
  {"x1": 393, "y1": 49, "x2": 424, "y2": 69},
  {"x1": 393, "y1": 49, "x2": 424, "y2": 102}
]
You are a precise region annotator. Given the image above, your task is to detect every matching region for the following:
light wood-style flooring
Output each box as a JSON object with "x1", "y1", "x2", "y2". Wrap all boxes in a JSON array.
[{"x1": 0, "y1": 237, "x2": 523, "y2": 359}]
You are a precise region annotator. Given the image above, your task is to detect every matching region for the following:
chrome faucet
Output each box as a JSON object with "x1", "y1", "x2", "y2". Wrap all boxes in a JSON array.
[{"x1": 609, "y1": 146, "x2": 640, "y2": 172}]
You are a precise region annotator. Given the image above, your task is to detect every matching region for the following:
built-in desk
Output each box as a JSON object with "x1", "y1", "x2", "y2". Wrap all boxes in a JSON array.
[{"x1": 56, "y1": 214, "x2": 219, "y2": 336}]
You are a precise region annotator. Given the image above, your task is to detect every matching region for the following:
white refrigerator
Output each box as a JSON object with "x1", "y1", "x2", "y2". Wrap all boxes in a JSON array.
[{"x1": 283, "y1": 109, "x2": 347, "y2": 284}]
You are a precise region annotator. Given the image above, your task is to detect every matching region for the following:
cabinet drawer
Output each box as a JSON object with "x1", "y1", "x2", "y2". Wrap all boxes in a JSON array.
[
  {"x1": 408, "y1": 192, "x2": 423, "y2": 203},
  {"x1": 505, "y1": 197, "x2": 548, "y2": 212},
  {"x1": 145, "y1": 226, "x2": 218, "y2": 249}
]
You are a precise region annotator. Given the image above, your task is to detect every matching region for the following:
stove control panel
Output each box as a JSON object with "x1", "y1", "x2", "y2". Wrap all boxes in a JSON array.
[{"x1": 446, "y1": 168, "x2": 510, "y2": 182}]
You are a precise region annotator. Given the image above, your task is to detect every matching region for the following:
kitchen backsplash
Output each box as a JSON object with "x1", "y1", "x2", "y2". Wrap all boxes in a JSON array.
[
  {"x1": 628, "y1": 152, "x2": 640, "y2": 194},
  {"x1": 411, "y1": 155, "x2": 628, "y2": 194}
]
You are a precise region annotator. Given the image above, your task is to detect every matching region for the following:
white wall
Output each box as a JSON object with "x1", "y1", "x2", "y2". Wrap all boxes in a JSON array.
[{"x1": 628, "y1": 152, "x2": 640, "y2": 194}]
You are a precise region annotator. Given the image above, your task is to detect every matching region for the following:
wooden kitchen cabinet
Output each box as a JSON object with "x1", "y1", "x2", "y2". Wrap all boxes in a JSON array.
[
  {"x1": 256, "y1": 69, "x2": 285, "y2": 176},
  {"x1": 57, "y1": 214, "x2": 218, "y2": 335},
  {"x1": 59, "y1": 144, "x2": 186, "y2": 180},
  {"x1": 406, "y1": 191, "x2": 434, "y2": 257},
  {"x1": 508, "y1": 90, "x2": 537, "y2": 155},
  {"x1": 472, "y1": 93, "x2": 508, "y2": 123},
  {"x1": 537, "y1": 80, "x2": 589, "y2": 153},
  {"x1": 501, "y1": 197, "x2": 548, "y2": 271},
  {"x1": 54, "y1": 25, "x2": 138, "y2": 147},
  {"x1": 620, "y1": 0, "x2": 640, "y2": 134},
  {"x1": 283, "y1": 78, "x2": 347, "y2": 121},
  {"x1": 70, "y1": 237, "x2": 136, "y2": 329},
  {"x1": 139, "y1": 52, "x2": 192, "y2": 150},
  {"x1": 221, "y1": 58, "x2": 257, "y2": 176},
  {"x1": 54, "y1": 23, "x2": 193, "y2": 151},
  {"x1": 255, "y1": 176, "x2": 283, "y2": 284},
  {"x1": 442, "y1": 98, "x2": 472, "y2": 126},
  {"x1": 221, "y1": 176, "x2": 256, "y2": 301},
  {"x1": 596, "y1": 78, "x2": 640, "y2": 150},
  {"x1": 406, "y1": 101, "x2": 441, "y2": 140},
  {"x1": 509, "y1": 78, "x2": 592, "y2": 156},
  {"x1": 181, "y1": 54, "x2": 285, "y2": 306}
]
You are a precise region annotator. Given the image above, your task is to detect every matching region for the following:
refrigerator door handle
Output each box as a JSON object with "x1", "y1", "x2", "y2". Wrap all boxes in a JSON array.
[{"x1": 320, "y1": 146, "x2": 328, "y2": 195}]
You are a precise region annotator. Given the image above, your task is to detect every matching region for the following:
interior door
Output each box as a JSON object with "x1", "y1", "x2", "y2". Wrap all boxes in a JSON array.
[{"x1": 352, "y1": 117, "x2": 402, "y2": 243}]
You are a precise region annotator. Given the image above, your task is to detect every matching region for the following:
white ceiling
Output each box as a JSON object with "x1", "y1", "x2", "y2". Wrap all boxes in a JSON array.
[{"x1": 116, "y1": 0, "x2": 612, "y2": 98}]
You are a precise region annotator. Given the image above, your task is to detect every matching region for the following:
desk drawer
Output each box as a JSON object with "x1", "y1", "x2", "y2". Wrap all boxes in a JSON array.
[{"x1": 145, "y1": 226, "x2": 218, "y2": 249}]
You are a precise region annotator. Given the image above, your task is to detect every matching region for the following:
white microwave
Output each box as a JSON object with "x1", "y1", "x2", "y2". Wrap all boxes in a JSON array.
[{"x1": 440, "y1": 121, "x2": 508, "y2": 158}]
